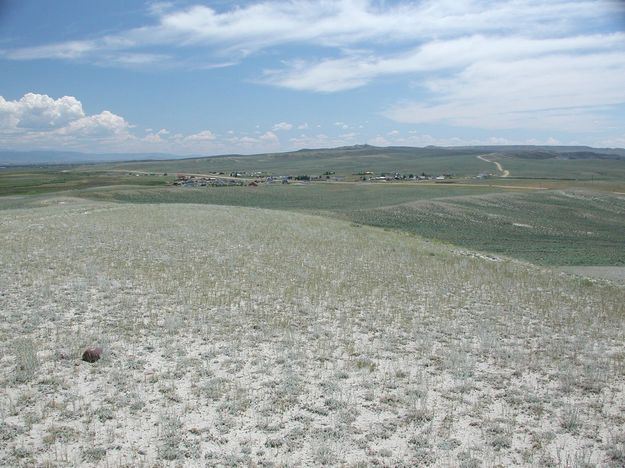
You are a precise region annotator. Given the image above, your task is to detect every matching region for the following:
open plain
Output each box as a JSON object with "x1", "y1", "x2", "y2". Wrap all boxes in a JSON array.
[
  {"x1": 1, "y1": 145, "x2": 625, "y2": 466},
  {"x1": 1, "y1": 194, "x2": 624, "y2": 466},
  {"x1": 3, "y1": 0, "x2": 625, "y2": 465}
]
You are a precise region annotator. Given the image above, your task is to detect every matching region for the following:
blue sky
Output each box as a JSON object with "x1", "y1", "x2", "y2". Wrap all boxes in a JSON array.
[{"x1": 0, "y1": 0, "x2": 624, "y2": 155}]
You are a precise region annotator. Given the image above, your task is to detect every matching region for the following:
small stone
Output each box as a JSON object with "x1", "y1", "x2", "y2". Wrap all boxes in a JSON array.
[{"x1": 82, "y1": 347, "x2": 103, "y2": 363}]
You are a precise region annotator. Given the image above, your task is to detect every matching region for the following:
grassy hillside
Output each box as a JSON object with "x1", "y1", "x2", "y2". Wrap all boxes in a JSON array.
[
  {"x1": 77, "y1": 184, "x2": 625, "y2": 267},
  {"x1": 93, "y1": 145, "x2": 625, "y2": 180},
  {"x1": 95, "y1": 146, "x2": 488, "y2": 178},
  {"x1": 81, "y1": 183, "x2": 504, "y2": 212},
  {"x1": 2, "y1": 144, "x2": 625, "y2": 269},
  {"x1": 0, "y1": 167, "x2": 173, "y2": 196},
  {"x1": 495, "y1": 155, "x2": 625, "y2": 180},
  {"x1": 1, "y1": 200, "x2": 624, "y2": 466},
  {"x1": 346, "y1": 190, "x2": 625, "y2": 266}
]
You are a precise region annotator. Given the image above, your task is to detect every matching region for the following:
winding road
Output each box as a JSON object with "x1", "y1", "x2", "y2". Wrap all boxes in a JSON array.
[{"x1": 477, "y1": 155, "x2": 510, "y2": 177}]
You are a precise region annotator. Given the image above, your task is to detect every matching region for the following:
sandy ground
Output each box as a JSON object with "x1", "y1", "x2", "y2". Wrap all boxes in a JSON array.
[{"x1": 1, "y1": 199, "x2": 624, "y2": 467}]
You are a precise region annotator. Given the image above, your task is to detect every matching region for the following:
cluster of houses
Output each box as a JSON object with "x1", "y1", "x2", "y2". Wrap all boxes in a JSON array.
[
  {"x1": 126, "y1": 172, "x2": 168, "y2": 177},
  {"x1": 172, "y1": 172, "x2": 345, "y2": 188},
  {"x1": 229, "y1": 171, "x2": 265, "y2": 178},
  {"x1": 362, "y1": 172, "x2": 451, "y2": 181},
  {"x1": 172, "y1": 175, "x2": 244, "y2": 187},
  {"x1": 171, "y1": 171, "x2": 453, "y2": 188}
]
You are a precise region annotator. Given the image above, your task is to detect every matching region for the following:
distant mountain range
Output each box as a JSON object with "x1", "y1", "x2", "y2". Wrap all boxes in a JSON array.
[
  {"x1": 0, "y1": 150, "x2": 184, "y2": 166},
  {"x1": 1, "y1": 145, "x2": 624, "y2": 166}
]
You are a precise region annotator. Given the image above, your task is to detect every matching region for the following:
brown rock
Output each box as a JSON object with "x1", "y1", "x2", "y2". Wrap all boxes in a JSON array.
[{"x1": 82, "y1": 346, "x2": 103, "y2": 363}]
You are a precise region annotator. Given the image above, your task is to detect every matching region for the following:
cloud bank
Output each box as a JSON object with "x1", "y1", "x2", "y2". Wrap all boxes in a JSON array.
[
  {"x1": 0, "y1": 93, "x2": 288, "y2": 154},
  {"x1": 0, "y1": 93, "x2": 132, "y2": 149}
]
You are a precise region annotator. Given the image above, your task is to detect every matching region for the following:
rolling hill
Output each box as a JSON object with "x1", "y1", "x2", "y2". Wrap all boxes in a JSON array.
[{"x1": 94, "y1": 145, "x2": 625, "y2": 180}]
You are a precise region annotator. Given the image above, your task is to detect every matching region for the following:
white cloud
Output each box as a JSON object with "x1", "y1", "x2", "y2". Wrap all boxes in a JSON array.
[
  {"x1": 368, "y1": 135, "x2": 390, "y2": 146},
  {"x1": 7, "y1": 40, "x2": 97, "y2": 61},
  {"x1": 382, "y1": 48, "x2": 625, "y2": 131},
  {"x1": 143, "y1": 133, "x2": 163, "y2": 143},
  {"x1": 260, "y1": 131, "x2": 279, "y2": 143},
  {"x1": 2, "y1": 94, "x2": 598, "y2": 153},
  {"x1": 211, "y1": 129, "x2": 281, "y2": 151},
  {"x1": 61, "y1": 111, "x2": 130, "y2": 137},
  {"x1": 148, "y1": 2, "x2": 175, "y2": 16},
  {"x1": 4, "y1": 0, "x2": 624, "y2": 140},
  {"x1": 258, "y1": 28, "x2": 625, "y2": 131},
  {"x1": 263, "y1": 32, "x2": 625, "y2": 92},
  {"x1": 0, "y1": 93, "x2": 170, "y2": 152},
  {"x1": 185, "y1": 130, "x2": 216, "y2": 142},
  {"x1": 0, "y1": 93, "x2": 269, "y2": 153},
  {"x1": 6, "y1": 0, "x2": 622, "y2": 70},
  {"x1": 0, "y1": 93, "x2": 135, "y2": 152},
  {"x1": 0, "y1": 93, "x2": 85, "y2": 130},
  {"x1": 142, "y1": 128, "x2": 169, "y2": 143},
  {"x1": 272, "y1": 122, "x2": 293, "y2": 131},
  {"x1": 368, "y1": 132, "x2": 572, "y2": 148},
  {"x1": 288, "y1": 132, "x2": 362, "y2": 149}
]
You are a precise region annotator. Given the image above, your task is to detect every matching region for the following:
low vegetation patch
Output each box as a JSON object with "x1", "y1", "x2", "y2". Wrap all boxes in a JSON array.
[{"x1": 0, "y1": 200, "x2": 623, "y2": 465}]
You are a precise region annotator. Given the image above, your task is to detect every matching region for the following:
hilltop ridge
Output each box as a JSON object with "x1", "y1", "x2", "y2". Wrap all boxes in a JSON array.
[{"x1": 2, "y1": 144, "x2": 624, "y2": 166}]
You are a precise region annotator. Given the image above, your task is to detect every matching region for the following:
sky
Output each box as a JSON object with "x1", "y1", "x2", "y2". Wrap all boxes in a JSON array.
[{"x1": 0, "y1": 0, "x2": 624, "y2": 155}]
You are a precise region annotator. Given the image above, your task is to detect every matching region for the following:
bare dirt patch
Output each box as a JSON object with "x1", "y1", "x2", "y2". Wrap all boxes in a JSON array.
[{"x1": 478, "y1": 155, "x2": 510, "y2": 177}]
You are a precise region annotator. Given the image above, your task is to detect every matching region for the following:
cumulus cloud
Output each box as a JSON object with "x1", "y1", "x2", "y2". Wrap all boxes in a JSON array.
[
  {"x1": 260, "y1": 131, "x2": 279, "y2": 143},
  {"x1": 185, "y1": 130, "x2": 216, "y2": 142},
  {"x1": 0, "y1": 93, "x2": 300, "y2": 153},
  {"x1": 0, "y1": 93, "x2": 85, "y2": 130},
  {"x1": 288, "y1": 132, "x2": 361, "y2": 149},
  {"x1": 61, "y1": 111, "x2": 130, "y2": 137},
  {"x1": 272, "y1": 122, "x2": 293, "y2": 131},
  {"x1": 0, "y1": 93, "x2": 167, "y2": 152},
  {"x1": 0, "y1": 93, "x2": 134, "y2": 151}
]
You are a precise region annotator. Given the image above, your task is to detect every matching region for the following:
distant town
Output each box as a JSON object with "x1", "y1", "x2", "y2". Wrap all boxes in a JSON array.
[{"x1": 170, "y1": 170, "x2": 458, "y2": 188}]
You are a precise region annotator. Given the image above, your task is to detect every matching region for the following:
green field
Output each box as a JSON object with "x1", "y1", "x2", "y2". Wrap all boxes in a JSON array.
[
  {"x1": 0, "y1": 167, "x2": 173, "y2": 196},
  {"x1": 80, "y1": 183, "x2": 504, "y2": 212},
  {"x1": 346, "y1": 190, "x2": 625, "y2": 266},
  {"x1": 495, "y1": 155, "x2": 625, "y2": 180},
  {"x1": 73, "y1": 184, "x2": 625, "y2": 267}
]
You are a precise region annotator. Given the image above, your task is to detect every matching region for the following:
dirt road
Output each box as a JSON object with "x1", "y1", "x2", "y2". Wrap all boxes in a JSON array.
[{"x1": 478, "y1": 155, "x2": 510, "y2": 177}]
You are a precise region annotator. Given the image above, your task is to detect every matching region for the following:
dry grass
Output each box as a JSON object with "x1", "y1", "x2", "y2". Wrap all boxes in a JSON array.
[{"x1": 0, "y1": 197, "x2": 623, "y2": 466}]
